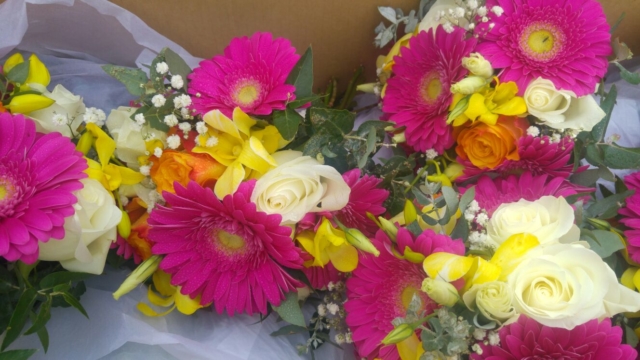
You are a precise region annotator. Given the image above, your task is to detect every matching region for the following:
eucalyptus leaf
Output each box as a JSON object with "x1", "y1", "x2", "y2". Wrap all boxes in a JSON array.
[
  {"x1": 302, "y1": 133, "x2": 331, "y2": 157},
  {"x1": 625, "y1": 324, "x2": 639, "y2": 348},
  {"x1": 378, "y1": 6, "x2": 398, "y2": 23},
  {"x1": 356, "y1": 120, "x2": 389, "y2": 137},
  {"x1": 614, "y1": 62, "x2": 640, "y2": 85},
  {"x1": 450, "y1": 217, "x2": 469, "y2": 240},
  {"x1": 39, "y1": 272, "x2": 91, "y2": 289},
  {"x1": 358, "y1": 127, "x2": 377, "y2": 169},
  {"x1": 270, "y1": 324, "x2": 307, "y2": 337},
  {"x1": 273, "y1": 108, "x2": 303, "y2": 141},
  {"x1": 287, "y1": 95, "x2": 324, "y2": 109},
  {"x1": 602, "y1": 142, "x2": 640, "y2": 169},
  {"x1": 62, "y1": 292, "x2": 89, "y2": 319},
  {"x1": 24, "y1": 299, "x2": 51, "y2": 335},
  {"x1": 162, "y1": 48, "x2": 192, "y2": 90},
  {"x1": 585, "y1": 144, "x2": 605, "y2": 167},
  {"x1": 591, "y1": 85, "x2": 617, "y2": 142},
  {"x1": 580, "y1": 229, "x2": 625, "y2": 258},
  {"x1": 272, "y1": 292, "x2": 306, "y2": 328},
  {"x1": 102, "y1": 65, "x2": 148, "y2": 96},
  {"x1": 36, "y1": 326, "x2": 49, "y2": 353},
  {"x1": 1, "y1": 288, "x2": 37, "y2": 351},
  {"x1": 0, "y1": 349, "x2": 37, "y2": 360},
  {"x1": 441, "y1": 186, "x2": 458, "y2": 217},
  {"x1": 380, "y1": 27, "x2": 395, "y2": 48},
  {"x1": 585, "y1": 189, "x2": 634, "y2": 218},
  {"x1": 309, "y1": 108, "x2": 355, "y2": 138},
  {"x1": 6, "y1": 60, "x2": 30, "y2": 84},
  {"x1": 458, "y1": 187, "x2": 475, "y2": 213},
  {"x1": 406, "y1": 221, "x2": 423, "y2": 236},
  {"x1": 286, "y1": 47, "x2": 313, "y2": 99}
]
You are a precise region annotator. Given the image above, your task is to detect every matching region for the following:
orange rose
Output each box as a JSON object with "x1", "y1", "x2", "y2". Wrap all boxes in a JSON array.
[
  {"x1": 455, "y1": 116, "x2": 526, "y2": 169},
  {"x1": 150, "y1": 150, "x2": 225, "y2": 194},
  {"x1": 123, "y1": 198, "x2": 152, "y2": 261}
]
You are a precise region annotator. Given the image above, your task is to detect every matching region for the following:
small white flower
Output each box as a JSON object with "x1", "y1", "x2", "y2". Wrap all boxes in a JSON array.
[
  {"x1": 205, "y1": 136, "x2": 219, "y2": 148},
  {"x1": 166, "y1": 134, "x2": 181, "y2": 150},
  {"x1": 52, "y1": 114, "x2": 69, "y2": 126},
  {"x1": 551, "y1": 133, "x2": 562, "y2": 143},
  {"x1": 473, "y1": 328, "x2": 487, "y2": 340},
  {"x1": 180, "y1": 107, "x2": 191, "y2": 119},
  {"x1": 443, "y1": 21, "x2": 455, "y2": 33},
  {"x1": 152, "y1": 94, "x2": 166, "y2": 108},
  {"x1": 526, "y1": 126, "x2": 540, "y2": 137},
  {"x1": 491, "y1": 6, "x2": 504, "y2": 16},
  {"x1": 482, "y1": 16, "x2": 489, "y2": 23},
  {"x1": 488, "y1": 331, "x2": 500, "y2": 346},
  {"x1": 163, "y1": 114, "x2": 179, "y2": 127},
  {"x1": 170, "y1": 75, "x2": 184, "y2": 90},
  {"x1": 467, "y1": 0, "x2": 478, "y2": 10},
  {"x1": 155, "y1": 61, "x2": 169, "y2": 74},
  {"x1": 468, "y1": 23, "x2": 475, "y2": 30},
  {"x1": 195, "y1": 121, "x2": 208, "y2": 134},
  {"x1": 477, "y1": 6, "x2": 488, "y2": 17},
  {"x1": 334, "y1": 334, "x2": 346, "y2": 345},
  {"x1": 173, "y1": 94, "x2": 192, "y2": 109},
  {"x1": 345, "y1": 332, "x2": 353, "y2": 344},
  {"x1": 153, "y1": 147, "x2": 163, "y2": 158},
  {"x1": 139, "y1": 165, "x2": 151, "y2": 176},
  {"x1": 327, "y1": 281, "x2": 335, "y2": 291},
  {"x1": 454, "y1": 7, "x2": 466, "y2": 18},
  {"x1": 327, "y1": 303, "x2": 340, "y2": 315},
  {"x1": 472, "y1": 344, "x2": 483, "y2": 355},
  {"x1": 178, "y1": 122, "x2": 192, "y2": 134},
  {"x1": 464, "y1": 210, "x2": 476, "y2": 222},
  {"x1": 425, "y1": 149, "x2": 438, "y2": 160},
  {"x1": 134, "y1": 113, "x2": 146, "y2": 126},
  {"x1": 475, "y1": 212, "x2": 489, "y2": 227},
  {"x1": 467, "y1": 200, "x2": 480, "y2": 213},
  {"x1": 317, "y1": 304, "x2": 327, "y2": 317},
  {"x1": 83, "y1": 107, "x2": 106, "y2": 126}
]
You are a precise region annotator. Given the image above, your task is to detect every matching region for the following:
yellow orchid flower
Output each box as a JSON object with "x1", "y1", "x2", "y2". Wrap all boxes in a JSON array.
[
  {"x1": 84, "y1": 123, "x2": 145, "y2": 191},
  {"x1": 3, "y1": 53, "x2": 24, "y2": 74},
  {"x1": 193, "y1": 107, "x2": 282, "y2": 199},
  {"x1": 296, "y1": 218, "x2": 359, "y2": 272},
  {"x1": 3, "y1": 53, "x2": 51, "y2": 89},
  {"x1": 450, "y1": 79, "x2": 527, "y2": 127},
  {"x1": 137, "y1": 270, "x2": 204, "y2": 316},
  {"x1": 389, "y1": 201, "x2": 460, "y2": 236},
  {"x1": 138, "y1": 138, "x2": 165, "y2": 166},
  {"x1": 5, "y1": 93, "x2": 54, "y2": 114}
]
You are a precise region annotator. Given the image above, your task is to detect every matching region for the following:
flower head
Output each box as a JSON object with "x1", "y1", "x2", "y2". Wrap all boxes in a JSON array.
[
  {"x1": 149, "y1": 180, "x2": 303, "y2": 315},
  {"x1": 345, "y1": 228, "x2": 464, "y2": 359},
  {"x1": 475, "y1": 0, "x2": 611, "y2": 96},
  {"x1": 188, "y1": 32, "x2": 299, "y2": 117},
  {"x1": 0, "y1": 113, "x2": 86, "y2": 263},
  {"x1": 472, "y1": 316, "x2": 637, "y2": 360},
  {"x1": 619, "y1": 171, "x2": 640, "y2": 264},
  {"x1": 383, "y1": 26, "x2": 476, "y2": 153}
]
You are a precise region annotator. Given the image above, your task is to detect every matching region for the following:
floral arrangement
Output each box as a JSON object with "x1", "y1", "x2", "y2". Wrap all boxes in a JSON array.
[{"x1": 3, "y1": 0, "x2": 640, "y2": 359}]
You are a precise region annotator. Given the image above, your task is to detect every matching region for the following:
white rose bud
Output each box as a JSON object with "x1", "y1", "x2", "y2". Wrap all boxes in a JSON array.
[
  {"x1": 462, "y1": 53, "x2": 494, "y2": 79},
  {"x1": 38, "y1": 178, "x2": 122, "y2": 275},
  {"x1": 251, "y1": 150, "x2": 351, "y2": 225},
  {"x1": 106, "y1": 107, "x2": 166, "y2": 169},
  {"x1": 27, "y1": 84, "x2": 85, "y2": 137},
  {"x1": 524, "y1": 77, "x2": 605, "y2": 131},
  {"x1": 421, "y1": 278, "x2": 459, "y2": 307},
  {"x1": 463, "y1": 281, "x2": 517, "y2": 324},
  {"x1": 450, "y1": 76, "x2": 488, "y2": 95}
]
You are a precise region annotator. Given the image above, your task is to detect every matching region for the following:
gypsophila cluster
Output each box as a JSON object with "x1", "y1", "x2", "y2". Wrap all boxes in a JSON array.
[
  {"x1": 433, "y1": 0, "x2": 502, "y2": 34},
  {"x1": 139, "y1": 165, "x2": 151, "y2": 176},
  {"x1": 166, "y1": 134, "x2": 181, "y2": 150},
  {"x1": 83, "y1": 107, "x2": 106, "y2": 126},
  {"x1": 526, "y1": 126, "x2": 540, "y2": 137},
  {"x1": 173, "y1": 94, "x2": 192, "y2": 109},
  {"x1": 152, "y1": 94, "x2": 166, "y2": 107},
  {"x1": 425, "y1": 148, "x2": 438, "y2": 160},
  {"x1": 52, "y1": 113, "x2": 69, "y2": 126},
  {"x1": 195, "y1": 121, "x2": 208, "y2": 134},
  {"x1": 134, "y1": 113, "x2": 146, "y2": 126},
  {"x1": 178, "y1": 122, "x2": 192, "y2": 137},
  {"x1": 170, "y1": 75, "x2": 184, "y2": 90},
  {"x1": 155, "y1": 61, "x2": 169, "y2": 75},
  {"x1": 464, "y1": 200, "x2": 493, "y2": 251},
  {"x1": 163, "y1": 114, "x2": 179, "y2": 127}
]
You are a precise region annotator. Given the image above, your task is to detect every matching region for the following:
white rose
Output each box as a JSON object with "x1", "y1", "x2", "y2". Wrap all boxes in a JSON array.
[
  {"x1": 38, "y1": 178, "x2": 122, "y2": 275},
  {"x1": 450, "y1": 76, "x2": 487, "y2": 95},
  {"x1": 105, "y1": 106, "x2": 166, "y2": 169},
  {"x1": 418, "y1": 0, "x2": 467, "y2": 32},
  {"x1": 508, "y1": 243, "x2": 640, "y2": 329},
  {"x1": 251, "y1": 150, "x2": 351, "y2": 225},
  {"x1": 463, "y1": 281, "x2": 517, "y2": 324},
  {"x1": 487, "y1": 196, "x2": 580, "y2": 247},
  {"x1": 524, "y1": 77, "x2": 605, "y2": 131},
  {"x1": 27, "y1": 84, "x2": 85, "y2": 137}
]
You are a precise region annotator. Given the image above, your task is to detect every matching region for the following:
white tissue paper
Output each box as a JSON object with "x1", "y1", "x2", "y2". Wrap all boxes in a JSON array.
[{"x1": 0, "y1": 0, "x2": 354, "y2": 358}]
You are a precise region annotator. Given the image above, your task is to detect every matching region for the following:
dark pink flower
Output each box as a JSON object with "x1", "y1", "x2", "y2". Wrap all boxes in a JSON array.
[
  {"x1": 619, "y1": 171, "x2": 640, "y2": 263},
  {"x1": 334, "y1": 169, "x2": 388, "y2": 237},
  {"x1": 0, "y1": 113, "x2": 86, "y2": 263}
]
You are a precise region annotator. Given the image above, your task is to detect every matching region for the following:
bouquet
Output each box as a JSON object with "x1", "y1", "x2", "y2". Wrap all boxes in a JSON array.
[{"x1": 2, "y1": 0, "x2": 640, "y2": 359}]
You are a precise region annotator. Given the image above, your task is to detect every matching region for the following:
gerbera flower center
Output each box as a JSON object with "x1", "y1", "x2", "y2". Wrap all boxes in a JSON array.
[
  {"x1": 400, "y1": 285, "x2": 420, "y2": 309},
  {"x1": 0, "y1": 172, "x2": 20, "y2": 218},
  {"x1": 232, "y1": 80, "x2": 262, "y2": 107},
  {"x1": 419, "y1": 73, "x2": 443, "y2": 103},
  {"x1": 520, "y1": 23, "x2": 564, "y2": 61},
  {"x1": 213, "y1": 229, "x2": 247, "y2": 254}
]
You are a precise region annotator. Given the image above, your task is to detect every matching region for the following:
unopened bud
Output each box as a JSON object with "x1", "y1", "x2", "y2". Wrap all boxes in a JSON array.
[
  {"x1": 117, "y1": 210, "x2": 131, "y2": 239},
  {"x1": 381, "y1": 323, "x2": 415, "y2": 345},
  {"x1": 462, "y1": 53, "x2": 494, "y2": 79},
  {"x1": 421, "y1": 278, "x2": 459, "y2": 307},
  {"x1": 378, "y1": 217, "x2": 398, "y2": 242},
  {"x1": 76, "y1": 131, "x2": 94, "y2": 155},
  {"x1": 345, "y1": 228, "x2": 380, "y2": 257},
  {"x1": 450, "y1": 76, "x2": 487, "y2": 95},
  {"x1": 113, "y1": 255, "x2": 161, "y2": 300}
]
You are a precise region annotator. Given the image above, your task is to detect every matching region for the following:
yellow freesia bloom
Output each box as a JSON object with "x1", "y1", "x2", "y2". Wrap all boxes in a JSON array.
[
  {"x1": 389, "y1": 202, "x2": 460, "y2": 236},
  {"x1": 193, "y1": 107, "x2": 282, "y2": 199},
  {"x1": 137, "y1": 270, "x2": 204, "y2": 316},
  {"x1": 450, "y1": 80, "x2": 527, "y2": 127},
  {"x1": 621, "y1": 267, "x2": 640, "y2": 292},
  {"x1": 6, "y1": 93, "x2": 54, "y2": 114},
  {"x1": 397, "y1": 333, "x2": 425, "y2": 360},
  {"x1": 3, "y1": 53, "x2": 51, "y2": 89},
  {"x1": 296, "y1": 218, "x2": 359, "y2": 272}
]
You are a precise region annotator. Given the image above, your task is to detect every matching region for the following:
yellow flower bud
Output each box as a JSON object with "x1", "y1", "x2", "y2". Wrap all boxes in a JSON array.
[
  {"x1": 421, "y1": 278, "x2": 459, "y2": 307},
  {"x1": 392, "y1": 132, "x2": 406, "y2": 144},
  {"x1": 381, "y1": 323, "x2": 415, "y2": 345},
  {"x1": 356, "y1": 83, "x2": 377, "y2": 93},
  {"x1": 378, "y1": 217, "x2": 398, "y2": 241},
  {"x1": 443, "y1": 162, "x2": 464, "y2": 182},
  {"x1": 117, "y1": 210, "x2": 132, "y2": 239},
  {"x1": 113, "y1": 255, "x2": 161, "y2": 300},
  {"x1": 462, "y1": 53, "x2": 494, "y2": 79},
  {"x1": 3, "y1": 53, "x2": 24, "y2": 74},
  {"x1": 450, "y1": 76, "x2": 488, "y2": 95},
  {"x1": 76, "y1": 131, "x2": 95, "y2": 155},
  {"x1": 345, "y1": 228, "x2": 380, "y2": 257},
  {"x1": 7, "y1": 94, "x2": 55, "y2": 114},
  {"x1": 25, "y1": 54, "x2": 51, "y2": 87}
]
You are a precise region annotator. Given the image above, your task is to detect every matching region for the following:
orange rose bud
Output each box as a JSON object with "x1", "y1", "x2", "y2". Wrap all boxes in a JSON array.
[
  {"x1": 455, "y1": 116, "x2": 526, "y2": 170},
  {"x1": 150, "y1": 150, "x2": 225, "y2": 194}
]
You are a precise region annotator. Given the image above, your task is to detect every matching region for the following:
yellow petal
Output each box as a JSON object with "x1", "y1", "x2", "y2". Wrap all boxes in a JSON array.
[
  {"x1": 296, "y1": 230, "x2": 318, "y2": 258},
  {"x1": 316, "y1": 218, "x2": 346, "y2": 247},
  {"x1": 7, "y1": 94, "x2": 54, "y2": 114},
  {"x1": 621, "y1": 268, "x2": 639, "y2": 291},
  {"x1": 152, "y1": 270, "x2": 177, "y2": 297},
  {"x1": 236, "y1": 136, "x2": 277, "y2": 174},
  {"x1": 327, "y1": 243, "x2": 359, "y2": 272},
  {"x1": 203, "y1": 110, "x2": 242, "y2": 139},
  {"x1": 3, "y1": 53, "x2": 24, "y2": 74},
  {"x1": 463, "y1": 257, "x2": 501, "y2": 293},
  {"x1": 232, "y1": 107, "x2": 257, "y2": 137},
  {"x1": 493, "y1": 97, "x2": 527, "y2": 116},
  {"x1": 214, "y1": 161, "x2": 245, "y2": 199},
  {"x1": 118, "y1": 166, "x2": 145, "y2": 185},
  {"x1": 464, "y1": 93, "x2": 491, "y2": 123},
  {"x1": 86, "y1": 123, "x2": 116, "y2": 168},
  {"x1": 103, "y1": 164, "x2": 123, "y2": 191},
  {"x1": 174, "y1": 289, "x2": 203, "y2": 315},
  {"x1": 403, "y1": 247, "x2": 426, "y2": 264},
  {"x1": 147, "y1": 286, "x2": 175, "y2": 307},
  {"x1": 252, "y1": 125, "x2": 284, "y2": 154},
  {"x1": 136, "y1": 303, "x2": 176, "y2": 317},
  {"x1": 491, "y1": 233, "x2": 540, "y2": 281},
  {"x1": 397, "y1": 333, "x2": 422, "y2": 360},
  {"x1": 634, "y1": 267, "x2": 640, "y2": 292},
  {"x1": 492, "y1": 81, "x2": 519, "y2": 103},
  {"x1": 25, "y1": 54, "x2": 50, "y2": 87},
  {"x1": 423, "y1": 253, "x2": 474, "y2": 282},
  {"x1": 404, "y1": 200, "x2": 418, "y2": 224}
]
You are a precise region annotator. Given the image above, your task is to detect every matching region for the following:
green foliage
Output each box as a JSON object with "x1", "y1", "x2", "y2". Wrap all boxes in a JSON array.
[
  {"x1": 580, "y1": 229, "x2": 626, "y2": 258},
  {"x1": 102, "y1": 65, "x2": 148, "y2": 96},
  {"x1": 287, "y1": 47, "x2": 313, "y2": 99},
  {"x1": 162, "y1": 48, "x2": 192, "y2": 91},
  {"x1": 614, "y1": 62, "x2": 640, "y2": 85},
  {"x1": 0, "y1": 349, "x2": 38, "y2": 360},
  {"x1": 6, "y1": 60, "x2": 30, "y2": 85},
  {"x1": 273, "y1": 108, "x2": 304, "y2": 141},
  {"x1": 272, "y1": 291, "x2": 306, "y2": 328}
]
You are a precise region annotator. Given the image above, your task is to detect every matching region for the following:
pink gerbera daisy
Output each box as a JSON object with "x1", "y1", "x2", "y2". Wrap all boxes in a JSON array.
[
  {"x1": 334, "y1": 169, "x2": 389, "y2": 237},
  {"x1": 0, "y1": 113, "x2": 86, "y2": 264},
  {"x1": 188, "y1": 32, "x2": 300, "y2": 117},
  {"x1": 476, "y1": 0, "x2": 611, "y2": 96},
  {"x1": 469, "y1": 172, "x2": 592, "y2": 215},
  {"x1": 619, "y1": 172, "x2": 640, "y2": 263},
  {"x1": 457, "y1": 135, "x2": 576, "y2": 182},
  {"x1": 345, "y1": 228, "x2": 465, "y2": 360},
  {"x1": 149, "y1": 180, "x2": 304, "y2": 315},
  {"x1": 383, "y1": 26, "x2": 476, "y2": 153},
  {"x1": 472, "y1": 316, "x2": 637, "y2": 360}
]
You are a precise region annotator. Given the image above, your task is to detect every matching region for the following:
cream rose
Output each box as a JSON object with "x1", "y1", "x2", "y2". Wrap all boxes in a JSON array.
[
  {"x1": 27, "y1": 84, "x2": 85, "y2": 137},
  {"x1": 462, "y1": 53, "x2": 494, "y2": 79},
  {"x1": 39, "y1": 178, "x2": 122, "y2": 275},
  {"x1": 106, "y1": 106, "x2": 166, "y2": 169},
  {"x1": 251, "y1": 150, "x2": 351, "y2": 225},
  {"x1": 524, "y1": 77, "x2": 605, "y2": 131},
  {"x1": 463, "y1": 281, "x2": 516, "y2": 324},
  {"x1": 487, "y1": 196, "x2": 580, "y2": 247},
  {"x1": 507, "y1": 243, "x2": 640, "y2": 329}
]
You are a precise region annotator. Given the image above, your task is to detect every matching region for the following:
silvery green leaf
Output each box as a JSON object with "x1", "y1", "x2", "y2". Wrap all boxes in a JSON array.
[
  {"x1": 405, "y1": 12, "x2": 418, "y2": 33},
  {"x1": 379, "y1": 6, "x2": 398, "y2": 23},
  {"x1": 395, "y1": 8, "x2": 404, "y2": 17},
  {"x1": 375, "y1": 21, "x2": 386, "y2": 34},
  {"x1": 380, "y1": 27, "x2": 395, "y2": 48}
]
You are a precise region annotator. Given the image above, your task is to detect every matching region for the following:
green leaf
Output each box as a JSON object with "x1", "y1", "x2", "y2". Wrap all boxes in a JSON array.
[
  {"x1": 163, "y1": 48, "x2": 192, "y2": 91},
  {"x1": 358, "y1": 127, "x2": 378, "y2": 169},
  {"x1": 143, "y1": 104, "x2": 172, "y2": 132},
  {"x1": 62, "y1": 292, "x2": 89, "y2": 319},
  {"x1": 602, "y1": 143, "x2": 640, "y2": 169},
  {"x1": 447, "y1": 95, "x2": 470, "y2": 124},
  {"x1": 441, "y1": 186, "x2": 458, "y2": 218},
  {"x1": 406, "y1": 221, "x2": 423, "y2": 236},
  {"x1": 1, "y1": 288, "x2": 37, "y2": 351},
  {"x1": 24, "y1": 299, "x2": 51, "y2": 336},
  {"x1": 585, "y1": 190, "x2": 634, "y2": 219},
  {"x1": 610, "y1": 12, "x2": 626, "y2": 34},
  {"x1": 591, "y1": 85, "x2": 617, "y2": 142},
  {"x1": 6, "y1": 60, "x2": 30, "y2": 84},
  {"x1": 273, "y1": 108, "x2": 303, "y2": 141},
  {"x1": 270, "y1": 324, "x2": 307, "y2": 337},
  {"x1": 614, "y1": 62, "x2": 640, "y2": 85},
  {"x1": 309, "y1": 108, "x2": 355, "y2": 139},
  {"x1": 458, "y1": 187, "x2": 475, "y2": 213},
  {"x1": 0, "y1": 349, "x2": 38, "y2": 360},
  {"x1": 36, "y1": 326, "x2": 49, "y2": 353},
  {"x1": 302, "y1": 132, "x2": 332, "y2": 157},
  {"x1": 450, "y1": 217, "x2": 469, "y2": 240},
  {"x1": 287, "y1": 95, "x2": 324, "y2": 109},
  {"x1": 149, "y1": 56, "x2": 167, "y2": 93},
  {"x1": 286, "y1": 47, "x2": 313, "y2": 99},
  {"x1": 39, "y1": 272, "x2": 91, "y2": 289},
  {"x1": 585, "y1": 144, "x2": 605, "y2": 167},
  {"x1": 356, "y1": 120, "x2": 390, "y2": 137},
  {"x1": 0, "y1": 266, "x2": 16, "y2": 294},
  {"x1": 570, "y1": 168, "x2": 609, "y2": 187},
  {"x1": 580, "y1": 229, "x2": 625, "y2": 258},
  {"x1": 272, "y1": 292, "x2": 306, "y2": 328},
  {"x1": 102, "y1": 65, "x2": 148, "y2": 96},
  {"x1": 625, "y1": 324, "x2": 639, "y2": 348}
]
